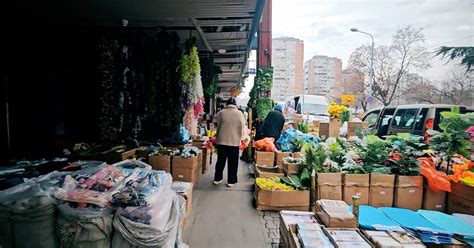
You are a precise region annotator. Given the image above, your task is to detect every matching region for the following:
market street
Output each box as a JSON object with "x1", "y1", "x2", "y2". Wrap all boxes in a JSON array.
[{"x1": 184, "y1": 157, "x2": 271, "y2": 248}]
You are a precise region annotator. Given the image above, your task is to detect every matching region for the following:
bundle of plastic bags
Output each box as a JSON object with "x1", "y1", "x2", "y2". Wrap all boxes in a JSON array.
[
  {"x1": 57, "y1": 205, "x2": 114, "y2": 248},
  {"x1": 112, "y1": 172, "x2": 188, "y2": 248},
  {"x1": 0, "y1": 182, "x2": 58, "y2": 248},
  {"x1": 254, "y1": 137, "x2": 276, "y2": 152}
]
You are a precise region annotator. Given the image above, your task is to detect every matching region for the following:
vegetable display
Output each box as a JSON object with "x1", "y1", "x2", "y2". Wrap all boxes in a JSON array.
[{"x1": 256, "y1": 178, "x2": 294, "y2": 191}]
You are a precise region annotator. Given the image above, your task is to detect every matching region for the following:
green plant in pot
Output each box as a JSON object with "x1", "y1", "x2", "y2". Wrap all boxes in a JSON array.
[{"x1": 428, "y1": 107, "x2": 474, "y2": 173}]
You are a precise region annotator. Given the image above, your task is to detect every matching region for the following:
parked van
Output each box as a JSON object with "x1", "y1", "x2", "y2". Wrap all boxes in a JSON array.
[
  {"x1": 285, "y1": 95, "x2": 330, "y2": 122},
  {"x1": 364, "y1": 104, "x2": 471, "y2": 140}
]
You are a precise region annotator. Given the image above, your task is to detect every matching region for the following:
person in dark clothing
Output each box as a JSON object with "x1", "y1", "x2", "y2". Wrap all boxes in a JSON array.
[{"x1": 260, "y1": 104, "x2": 286, "y2": 141}]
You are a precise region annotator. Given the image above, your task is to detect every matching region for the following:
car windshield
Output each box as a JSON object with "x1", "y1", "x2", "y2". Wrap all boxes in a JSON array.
[{"x1": 298, "y1": 103, "x2": 329, "y2": 115}]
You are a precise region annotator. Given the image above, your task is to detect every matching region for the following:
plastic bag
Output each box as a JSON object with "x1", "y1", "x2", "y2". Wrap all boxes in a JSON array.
[
  {"x1": 0, "y1": 183, "x2": 58, "y2": 248},
  {"x1": 419, "y1": 157, "x2": 451, "y2": 192},
  {"x1": 254, "y1": 137, "x2": 276, "y2": 152},
  {"x1": 339, "y1": 121, "x2": 348, "y2": 137},
  {"x1": 112, "y1": 192, "x2": 185, "y2": 248},
  {"x1": 276, "y1": 127, "x2": 302, "y2": 152},
  {"x1": 57, "y1": 205, "x2": 114, "y2": 248}
]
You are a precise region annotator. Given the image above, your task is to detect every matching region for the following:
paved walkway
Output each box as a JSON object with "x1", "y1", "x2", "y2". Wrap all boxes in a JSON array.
[{"x1": 183, "y1": 157, "x2": 280, "y2": 248}]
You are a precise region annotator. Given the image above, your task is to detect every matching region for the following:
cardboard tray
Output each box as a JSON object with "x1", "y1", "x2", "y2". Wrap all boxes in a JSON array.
[
  {"x1": 255, "y1": 165, "x2": 284, "y2": 179},
  {"x1": 323, "y1": 227, "x2": 375, "y2": 248}
]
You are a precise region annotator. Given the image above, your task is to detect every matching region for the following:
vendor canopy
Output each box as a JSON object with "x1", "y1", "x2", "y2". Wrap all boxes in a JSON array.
[{"x1": 37, "y1": 0, "x2": 264, "y2": 90}]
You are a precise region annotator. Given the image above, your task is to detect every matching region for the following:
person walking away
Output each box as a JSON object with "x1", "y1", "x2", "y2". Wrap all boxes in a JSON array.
[
  {"x1": 213, "y1": 97, "x2": 246, "y2": 187},
  {"x1": 260, "y1": 104, "x2": 285, "y2": 141}
]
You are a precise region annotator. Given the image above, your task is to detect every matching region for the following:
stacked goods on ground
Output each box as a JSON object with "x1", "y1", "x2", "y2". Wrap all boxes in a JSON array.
[
  {"x1": 0, "y1": 160, "x2": 189, "y2": 248},
  {"x1": 254, "y1": 108, "x2": 474, "y2": 213},
  {"x1": 280, "y1": 200, "x2": 474, "y2": 247}
]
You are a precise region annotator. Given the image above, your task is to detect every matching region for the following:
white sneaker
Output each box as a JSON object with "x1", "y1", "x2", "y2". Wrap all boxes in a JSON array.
[
  {"x1": 213, "y1": 180, "x2": 223, "y2": 185},
  {"x1": 227, "y1": 183, "x2": 234, "y2": 187}
]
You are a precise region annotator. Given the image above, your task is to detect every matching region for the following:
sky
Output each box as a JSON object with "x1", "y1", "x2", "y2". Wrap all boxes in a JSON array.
[{"x1": 272, "y1": 0, "x2": 473, "y2": 81}]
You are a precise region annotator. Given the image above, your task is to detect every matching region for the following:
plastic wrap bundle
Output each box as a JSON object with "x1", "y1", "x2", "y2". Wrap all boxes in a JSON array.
[
  {"x1": 0, "y1": 182, "x2": 58, "y2": 248},
  {"x1": 57, "y1": 205, "x2": 114, "y2": 248},
  {"x1": 112, "y1": 172, "x2": 188, "y2": 248}
]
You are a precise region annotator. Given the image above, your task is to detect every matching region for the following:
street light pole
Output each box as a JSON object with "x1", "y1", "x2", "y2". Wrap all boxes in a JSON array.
[{"x1": 350, "y1": 28, "x2": 374, "y2": 107}]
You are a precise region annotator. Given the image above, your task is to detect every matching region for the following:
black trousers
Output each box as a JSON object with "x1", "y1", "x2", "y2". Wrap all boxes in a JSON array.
[{"x1": 214, "y1": 144, "x2": 240, "y2": 184}]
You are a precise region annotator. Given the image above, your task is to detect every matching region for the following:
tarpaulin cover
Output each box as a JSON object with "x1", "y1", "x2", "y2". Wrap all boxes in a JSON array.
[{"x1": 348, "y1": 205, "x2": 403, "y2": 232}]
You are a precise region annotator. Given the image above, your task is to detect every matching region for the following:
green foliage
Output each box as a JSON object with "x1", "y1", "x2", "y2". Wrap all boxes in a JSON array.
[
  {"x1": 200, "y1": 56, "x2": 221, "y2": 98},
  {"x1": 147, "y1": 32, "x2": 183, "y2": 133},
  {"x1": 297, "y1": 122, "x2": 310, "y2": 133},
  {"x1": 290, "y1": 137, "x2": 306, "y2": 152},
  {"x1": 435, "y1": 46, "x2": 474, "y2": 72},
  {"x1": 386, "y1": 134, "x2": 424, "y2": 175},
  {"x1": 304, "y1": 143, "x2": 329, "y2": 173},
  {"x1": 248, "y1": 67, "x2": 273, "y2": 108},
  {"x1": 256, "y1": 98, "x2": 273, "y2": 119},
  {"x1": 361, "y1": 135, "x2": 390, "y2": 173},
  {"x1": 340, "y1": 109, "x2": 351, "y2": 122},
  {"x1": 429, "y1": 109, "x2": 474, "y2": 169},
  {"x1": 179, "y1": 45, "x2": 201, "y2": 84}
]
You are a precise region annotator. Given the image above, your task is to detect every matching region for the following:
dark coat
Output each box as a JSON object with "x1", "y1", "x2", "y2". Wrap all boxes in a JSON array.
[{"x1": 260, "y1": 110, "x2": 285, "y2": 140}]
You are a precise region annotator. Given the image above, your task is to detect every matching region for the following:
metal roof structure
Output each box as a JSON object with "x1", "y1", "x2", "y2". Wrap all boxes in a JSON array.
[{"x1": 41, "y1": 0, "x2": 266, "y2": 92}]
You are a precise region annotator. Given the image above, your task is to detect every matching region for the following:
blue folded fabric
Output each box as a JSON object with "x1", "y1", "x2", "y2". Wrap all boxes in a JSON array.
[
  {"x1": 418, "y1": 210, "x2": 474, "y2": 239},
  {"x1": 348, "y1": 205, "x2": 404, "y2": 231},
  {"x1": 379, "y1": 207, "x2": 446, "y2": 233}
]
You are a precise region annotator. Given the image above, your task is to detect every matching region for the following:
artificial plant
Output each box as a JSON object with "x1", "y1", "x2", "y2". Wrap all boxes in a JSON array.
[
  {"x1": 255, "y1": 98, "x2": 273, "y2": 120},
  {"x1": 200, "y1": 56, "x2": 221, "y2": 98},
  {"x1": 386, "y1": 134, "x2": 425, "y2": 175},
  {"x1": 146, "y1": 32, "x2": 183, "y2": 134},
  {"x1": 248, "y1": 67, "x2": 273, "y2": 108}
]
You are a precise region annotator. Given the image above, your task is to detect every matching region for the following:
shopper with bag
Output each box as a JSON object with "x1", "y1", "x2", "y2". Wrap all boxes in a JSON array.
[{"x1": 213, "y1": 97, "x2": 246, "y2": 187}]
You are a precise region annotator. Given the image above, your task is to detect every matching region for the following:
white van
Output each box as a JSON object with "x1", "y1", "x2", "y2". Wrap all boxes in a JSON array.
[{"x1": 286, "y1": 95, "x2": 330, "y2": 122}]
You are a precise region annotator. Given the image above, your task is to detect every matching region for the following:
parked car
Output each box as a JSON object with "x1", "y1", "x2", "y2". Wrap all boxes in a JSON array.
[{"x1": 362, "y1": 104, "x2": 471, "y2": 140}]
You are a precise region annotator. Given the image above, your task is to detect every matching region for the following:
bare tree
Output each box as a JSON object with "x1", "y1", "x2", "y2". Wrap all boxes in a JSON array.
[
  {"x1": 347, "y1": 26, "x2": 431, "y2": 106},
  {"x1": 430, "y1": 70, "x2": 474, "y2": 105},
  {"x1": 346, "y1": 46, "x2": 369, "y2": 111}
]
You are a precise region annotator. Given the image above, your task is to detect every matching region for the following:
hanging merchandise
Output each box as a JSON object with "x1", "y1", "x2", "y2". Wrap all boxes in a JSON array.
[
  {"x1": 178, "y1": 40, "x2": 206, "y2": 135},
  {"x1": 144, "y1": 32, "x2": 184, "y2": 136},
  {"x1": 200, "y1": 56, "x2": 221, "y2": 98},
  {"x1": 97, "y1": 38, "x2": 123, "y2": 142}
]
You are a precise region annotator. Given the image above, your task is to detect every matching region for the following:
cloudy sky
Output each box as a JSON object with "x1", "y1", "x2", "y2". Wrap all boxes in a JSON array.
[{"x1": 272, "y1": 0, "x2": 473, "y2": 80}]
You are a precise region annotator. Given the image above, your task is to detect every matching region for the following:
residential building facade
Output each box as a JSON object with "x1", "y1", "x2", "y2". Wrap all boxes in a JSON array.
[
  {"x1": 272, "y1": 37, "x2": 304, "y2": 102},
  {"x1": 304, "y1": 55, "x2": 342, "y2": 101}
]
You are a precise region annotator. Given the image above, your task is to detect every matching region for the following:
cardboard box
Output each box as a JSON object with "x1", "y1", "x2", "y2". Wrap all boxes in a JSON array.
[
  {"x1": 255, "y1": 165, "x2": 284, "y2": 179},
  {"x1": 279, "y1": 211, "x2": 319, "y2": 248},
  {"x1": 347, "y1": 122, "x2": 369, "y2": 137},
  {"x1": 317, "y1": 173, "x2": 343, "y2": 200},
  {"x1": 101, "y1": 148, "x2": 137, "y2": 163},
  {"x1": 275, "y1": 151, "x2": 291, "y2": 167},
  {"x1": 149, "y1": 154, "x2": 171, "y2": 173},
  {"x1": 448, "y1": 182, "x2": 474, "y2": 215},
  {"x1": 254, "y1": 184, "x2": 309, "y2": 211},
  {"x1": 343, "y1": 174, "x2": 370, "y2": 205},
  {"x1": 369, "y1": 174, "x2": 395, "y2": 208},
  {"x1": 255, "y1": 151, "x2": 275, "y2": 167},
  {"x1": 362, "y1": 230, "x2": 424, "y2": 248},
  {"x1": 315, "y1": 200, "x2": 357, "y2": 228},
  {"x1": 283, "y1": 161, "x2": 304, "y2": 176},
  {"x1": 202, "y1": 148, "x2": 211, "y2": 173},
  {"x1": 135, "y1": 147, "x2": 155, "y2": 159},
  {"x1": 172, "y1": 181, "x2": 194, "y2": 217},
  {"x1": 324, "y1": 228, "x2": 374, "y2": 248},
  {"x1": 172, "y1": 155, "x2": 200, "y2": 183},
  {"x1": 423, "y1": 187, "x2": 447, "y2": 212},
  {"x1": 393, "y1": 175, "x2": 423, "y2": 210},
  {"x1": 319, "y1": 120, "x2": 341, "y2": 138},
  {"x1": 173, "y1": 155, "x2": 199, "y2": 169},
  {"x1": 291, "y1": 152, "x2": 304, "y2": 159}
]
